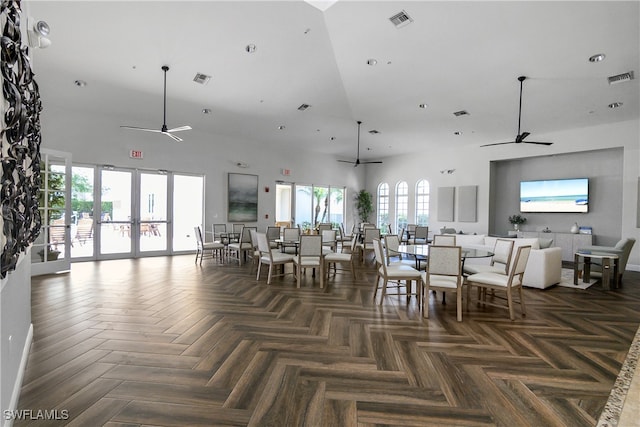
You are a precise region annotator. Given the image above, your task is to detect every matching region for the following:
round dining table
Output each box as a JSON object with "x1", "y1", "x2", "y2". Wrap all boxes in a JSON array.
[{"x1": 391, "y1": 244, "x2": 494, "y2": 270}]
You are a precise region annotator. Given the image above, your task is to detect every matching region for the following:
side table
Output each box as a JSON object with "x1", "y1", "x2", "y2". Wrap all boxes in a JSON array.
[{"x1": 574, "y1": 250, "x2": 619, "y2": 290}]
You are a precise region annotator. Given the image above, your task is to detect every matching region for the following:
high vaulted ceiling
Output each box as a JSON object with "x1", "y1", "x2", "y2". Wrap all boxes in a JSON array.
[{"x1": 26, "y1": 1, "x2": 639, "y2": 160}]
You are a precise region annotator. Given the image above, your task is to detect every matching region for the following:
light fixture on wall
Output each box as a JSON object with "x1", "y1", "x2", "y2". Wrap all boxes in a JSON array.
[{"x1": 27, "y1": 18, "x2": 51, "y2": 48}]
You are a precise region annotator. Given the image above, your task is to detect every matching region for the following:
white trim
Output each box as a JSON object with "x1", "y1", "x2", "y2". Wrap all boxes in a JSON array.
[{"x1": 3, "y1": 324, "x2": 33, "y2": 427}]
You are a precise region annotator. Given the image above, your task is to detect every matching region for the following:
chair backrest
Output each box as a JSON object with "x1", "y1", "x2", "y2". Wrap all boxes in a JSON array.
[
  {"x1": 283, "y1": 227, "x2": 300, "y2": 241},
  {"x1": 256, "y1": 232, "x2": 271, "y2": 255},
  {"x1": 384, "y1": 234, "x2": 401, "y2": 264},
  {"x1": 384, "y1": 224, "x2": 392, "y2": 235},
  {"x1": 266, "y1": 226, "x2": 280, "y2": 241},
  {"x1": 321, "y1": 229, "x2": 336, "y2": 245},
  {"x1": 213, "y1": 223, "x2": 226, "y2": 235},
  {"x1": 232, "y1": 223, "x2": 245, "y2": 233},
  {"x1": 414, "y1": 226, "x2": 429, "y2": 240},
  {"x1": 372, "y1": 239, "x2": 386, "y2": 273},
  {"x1": 363, "y1": 228, "x2": 381, "y2": 244},
  {"x1": 433, "y1": 234, "x2": 456, "y2": 246},
  {"x1": 317, "y1": 223, "x2": 332, "y2": 232},
  {"x1": 249, "y1": 229, "x2": 259, "y2": 248},
  {"x1": 299, "y1": 234, "x2": 323, "y2": 257},
  {"x1": 240, "y1": 226, "x2": 256, "y2": 244},
  {"x1": 194, "y1": 226, "x2": 205, "y2": 247},
  {"x1": 509, "y1": 245, "x2": 532, "y2": 284},
  {"x1": 407, "y1": 224, "x2": 417, "y2": 233},
  {"x1": 428, "y1": 245, "x2": 462, "y2": 277},
  {"x1": 491, "y1": 239, "x2": 515, "y2": 274},
  {"x1": 615, "y1": 238, "x2": 636, "y2": 271}
]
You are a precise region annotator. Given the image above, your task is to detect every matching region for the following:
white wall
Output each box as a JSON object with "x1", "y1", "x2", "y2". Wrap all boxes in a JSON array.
[
  {"x1": 365, "y1": 119, "x2": 640, "y2": 269},
  {"x1": 38, "y1": 107, "x2": 366, "y2": 233}
]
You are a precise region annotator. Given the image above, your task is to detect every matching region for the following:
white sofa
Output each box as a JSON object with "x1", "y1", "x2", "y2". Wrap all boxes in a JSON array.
[{"x1": 446, "y1": 234, "x2": 562, "y2": 289}]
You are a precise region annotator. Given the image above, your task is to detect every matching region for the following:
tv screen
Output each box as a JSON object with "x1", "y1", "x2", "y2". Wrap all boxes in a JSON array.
[{"x1": 520, "y1": 178, "x2": 589, "y2": 213}]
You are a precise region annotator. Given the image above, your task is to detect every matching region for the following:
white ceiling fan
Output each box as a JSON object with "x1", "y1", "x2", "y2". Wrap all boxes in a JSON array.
[
  {"x1": 120, "y1": 65, "x2": 191, "y2": 142},
  {"x1": 337, "y1": 121, "x2": 383, "y2": 167}
]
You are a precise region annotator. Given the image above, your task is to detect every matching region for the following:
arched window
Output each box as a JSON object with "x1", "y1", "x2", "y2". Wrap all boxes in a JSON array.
[
  {"x1": 395, "y1": 181, "x2": 408, "y2": 233},
  {"x1": 377, "y1": 183, "x2": 389, "y2": 230},
  {"x1": 415, "y1": 179, "x2": 430, "y2": 226}
]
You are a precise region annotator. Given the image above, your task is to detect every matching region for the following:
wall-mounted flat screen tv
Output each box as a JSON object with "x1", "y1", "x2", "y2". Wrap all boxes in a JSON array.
[{"x1": 520, "y1": 178, "x2": 589, "y2": 213}]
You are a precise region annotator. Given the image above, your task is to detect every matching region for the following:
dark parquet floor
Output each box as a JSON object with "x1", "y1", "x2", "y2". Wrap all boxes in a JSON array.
[{"x1": 15, "y1": 253, "x2": 640, "y2": 426}]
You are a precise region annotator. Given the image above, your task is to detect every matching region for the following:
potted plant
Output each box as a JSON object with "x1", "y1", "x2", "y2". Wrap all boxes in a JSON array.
[
  {"x1": 355, "y1": 189, "x2": 373, "y2": 224},
  {"x1": 508, "y1": 214, "x2": 527, "y2": 231}
]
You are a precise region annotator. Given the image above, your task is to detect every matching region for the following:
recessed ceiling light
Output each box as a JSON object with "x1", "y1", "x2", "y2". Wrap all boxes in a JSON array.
[
  {"x1": 278, "y1": 125, "x2": 286, "y2": 130},
  {"x1": 330, "y1": 137, "x2": 336, "y2": 141},
  {"x1": 454, "y1": 131, "x2": 462, "y2": 135},
  {"x1": 202, "y1": 108, "x2": 212, "y2": 114},
  {"x1": 245, "y1": 44, "x2": 256, "y2": 53},
  {"x1": 589, "y1": 53, "x2": 606, "y2": 62},
  {"x1": 453, "y1": 110, "x2": 469, "y2": 117},
  {"x1": 367, "y1": 59, "x2": 377, "y2": 66},
  {"x1": 74, "y1": 80, "x2": 87, "y2": 87},
  {"x1": 419, "y1": 103, "x2": 428, "y2": 109},
  {"x1": 608, "y1": 102, "x2": 623, "y2": 109},
  {"x1": 297, "y1": 104, "x2": 311, "y2": 111}
]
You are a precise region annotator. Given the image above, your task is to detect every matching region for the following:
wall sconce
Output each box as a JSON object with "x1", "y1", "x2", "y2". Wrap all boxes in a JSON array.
[{"x1": 27, "y1": 18, "x2": 51, "y2": 48}]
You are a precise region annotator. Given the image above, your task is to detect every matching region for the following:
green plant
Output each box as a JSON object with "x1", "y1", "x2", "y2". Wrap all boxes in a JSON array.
[
  {"x1": 508, "y1": 214, "x2": 527, "y2": 225},
  {"x1": 355, "y1": 189, "x2": 373, "y2": 223}
]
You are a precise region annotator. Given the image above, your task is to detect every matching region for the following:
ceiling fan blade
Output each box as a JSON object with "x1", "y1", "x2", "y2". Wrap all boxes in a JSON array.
[
  {"x1": 362, "y1": 161, "x2": 383, "y2": 164},
  {"x1": 120, "y1": 125, "x2": 161, "y2": 133},
  {"x1": 337, "y1": 160, "x2": 356, "y2": 164},
  {"x1": 163, "y1": 132, "x2": 183, "y2": 142},
  {"x1": 167, "y1": 125, "x2": 192, "y2": 133},
  {"x1": 523, "y1": 141, "x2": 553, "y2": 146},
  {"x1": 480, "y1": 141, "x2": 516, "y2": 147}
]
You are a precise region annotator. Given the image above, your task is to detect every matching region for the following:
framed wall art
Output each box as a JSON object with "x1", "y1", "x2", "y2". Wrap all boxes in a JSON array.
[{"x1": 228, "y1": 173, "x2": 258, "y2": 222}]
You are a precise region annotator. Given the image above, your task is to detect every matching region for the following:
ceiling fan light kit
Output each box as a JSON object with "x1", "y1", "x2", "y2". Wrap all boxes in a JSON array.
[
  {"x1": 481, "y1": 76, "x2": 553, "y2": 147},
  {"x1": 121, "y1": 65, "x2": 192, "y2": 142},
  {"x1": 337, "y1": 121, "x2": 383, "y2": 167}
]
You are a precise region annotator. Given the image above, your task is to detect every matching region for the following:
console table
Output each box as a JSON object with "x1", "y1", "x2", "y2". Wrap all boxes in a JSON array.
[{"x1": 518, "y1": 231, "x2": 593, "y2": 261}]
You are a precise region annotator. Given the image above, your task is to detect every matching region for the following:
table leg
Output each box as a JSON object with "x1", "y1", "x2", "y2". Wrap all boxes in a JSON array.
[
  {"x1": 573, "y1": 254, "x2": 579, "y2": 285},
  {"x1": 602, "y1": 258, "x2": 611, "y2": 291},
  {"x1": 583, "y1": 257, "x2": 591, "y2": 284}
]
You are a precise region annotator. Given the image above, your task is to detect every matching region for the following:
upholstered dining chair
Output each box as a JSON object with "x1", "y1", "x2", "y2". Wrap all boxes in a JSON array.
[
  {"x1": 357, "y1": 227, "x2": 381, "y2": 264},
  {"x1": 281, "y1": 227, "x2": 300, "y2": 254},
  {"x1": 324, "y1": 235, "x2": 358, "y2": 282},
  {"x1": 383, "y1": 234, "x2": 415, "y2": 268},
  {"x1": 194, "y1": 226, "x2": 224, "y2": 264},
  {"x1": 421, "y1": 245, "x2": 463, "y2": 321},
  {"x1": 321, "y1": 229, "x2": 337, "y2": 254},
  {"x1": 465, "y1": 245, "x2": 532, "y2": 320},
  {"x1": 293, "y1": 234, "x2": 324, "y2": 288},
  {"x1": 228, "y1": 226, "x2": 256, "y2": 265},
  {"x1": 256, "y1": 232, "x2": 294, "y2": 285},
  {"x1": 212, "y1": 223, "x2": 227, "y2": 242},
  {"x1": 266, "y1": 226, "x2": 281, "y2": 249},
  {"x1": 371, "y1": 239, "x2": 423, "y2": 308},
  {"x1": 411, "y1": 226, "x2": 429, "y2": 244},
  {"x1": 432, "y1": 234, "x2": 456, "y2": 246}
]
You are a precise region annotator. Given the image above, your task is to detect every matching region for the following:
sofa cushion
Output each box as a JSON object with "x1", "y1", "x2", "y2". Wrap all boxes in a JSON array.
[
  {"x1": 513, "y1": 237, "x2": 540, "y2": 250},
  {"x1": 538, "y1": 238, "x2": 554, "y2": 249}
]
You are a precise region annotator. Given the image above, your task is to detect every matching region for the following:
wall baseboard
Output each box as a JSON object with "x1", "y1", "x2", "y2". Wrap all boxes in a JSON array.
[{"x1": 3, "y1": 323, "x2": 33, "y2": 427}]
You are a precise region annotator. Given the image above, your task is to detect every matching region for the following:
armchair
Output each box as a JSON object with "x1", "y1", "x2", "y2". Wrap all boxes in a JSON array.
[{"x1": 578, "y1": 238, "x2": 636, "y2": 286}]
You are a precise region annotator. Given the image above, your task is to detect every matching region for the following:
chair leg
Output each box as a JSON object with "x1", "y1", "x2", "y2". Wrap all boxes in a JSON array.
[
  {"x1": 456, "y1": 289, "x2": 462, "y2": 322},
  {"x1": 379, "y1": 278, "x2": 388, "y2": 305},
  {"x1": 372, "y1": 273, "x2": 380, "y2": 302},
  {"x1": 518, "y1": 286, "x2": 526, "y2": 316},
  {"x1": 256, "y1": 262, "x2": 262, "y2": 280},
  {"x1": 423, "y1": 284, "x2": 430, "y2": 318},
  {"x1": 507, "y1": 288, "x2": 515, "y2": 320},
  {"x1": 267, "y1": 265, "x2": 273, "y2": 285}
]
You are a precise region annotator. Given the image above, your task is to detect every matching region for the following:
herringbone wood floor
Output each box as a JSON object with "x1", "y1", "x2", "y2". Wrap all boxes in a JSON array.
[{"x1": 16, "y1": 254, "x2": 640, "y2": 426}]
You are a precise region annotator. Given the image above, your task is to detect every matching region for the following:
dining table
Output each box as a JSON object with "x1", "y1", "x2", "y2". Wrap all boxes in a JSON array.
[{"x1": 391, "y1": 244, "x2": 494, "y2": 270}]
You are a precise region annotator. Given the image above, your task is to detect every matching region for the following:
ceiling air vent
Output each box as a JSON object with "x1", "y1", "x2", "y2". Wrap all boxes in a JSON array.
[
  {"x1": 608, "y1": 71, "x2": 634, "y2": 85},
  {"x1": 453, "y1": 110, "x2": 469, "y2": 117},
  {"x1": 297, "y1": 104, "x2": 311, "y2": 111},
  {"x1": 368, "y1": 130, "x2": 380, "y2": 135},
  {"x1": 193, "y1": 73, "x2": 211, "y2": 85},
  {"x1": 389, "y1": 10, "x2": 413, "y2": 28}
]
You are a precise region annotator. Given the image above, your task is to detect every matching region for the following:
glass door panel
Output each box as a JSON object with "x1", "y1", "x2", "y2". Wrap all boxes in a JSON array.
[
  {"x1": 99, "y1": 169, "x2": 133, "y2": 256},
  {"x1": 31, "y1": 150, "x2": 72, "y2": 275},
  {"x1": 329, "y1": 187, "x2": 345, "y2": 228},
  {"x1": 173, "y1": 174, "x2": 203, "y2": 252},
  {"x1": 275, "y1": 183, "x2": 293, "y2": 227},
  {"x1": 295, "y1": 184, "x2": 312, "y2": 231},
  {"x1": 70, "y1": 166, "x2": 95, "y2": 259},
  {"x1": 312, "y1": 186, "x2": 329, "y2": 227},
  {"x1": 139, "y1": 172, "x2": 168, "y2": 253}
]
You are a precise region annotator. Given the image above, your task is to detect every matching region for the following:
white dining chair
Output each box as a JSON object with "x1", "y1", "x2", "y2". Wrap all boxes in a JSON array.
[
  {"x1": 371, "y1": 239, "x2": 423, "y2": 309},
  {"x1": 421, "y1": 245, "x2": 463, "y2": 321},
  {"x1": 293, "y1": 234, "x2": 324, "y2": 288},
  {"x1": 256, "y1": 232, "x2": 294, "y2": 285}
]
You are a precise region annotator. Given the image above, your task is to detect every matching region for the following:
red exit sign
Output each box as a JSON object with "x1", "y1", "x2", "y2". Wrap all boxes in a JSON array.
[{"x1": 129, "y1": 150, "x2": 143, "y2": 159}]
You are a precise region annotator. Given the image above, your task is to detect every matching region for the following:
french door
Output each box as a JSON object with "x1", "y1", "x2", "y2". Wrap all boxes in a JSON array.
[{"x1": 96, "y1": 167, "x2": 171, "y2": 259}]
